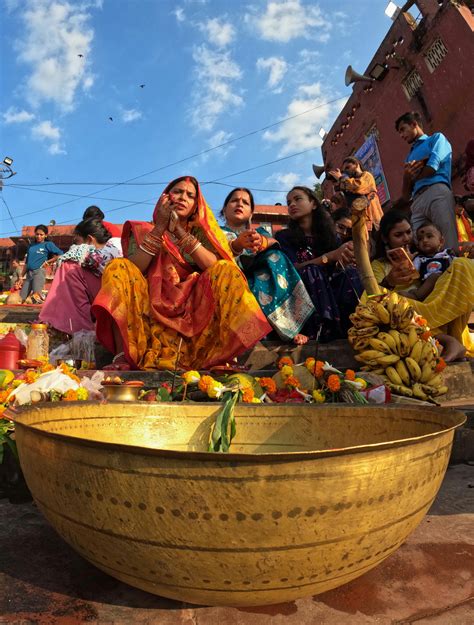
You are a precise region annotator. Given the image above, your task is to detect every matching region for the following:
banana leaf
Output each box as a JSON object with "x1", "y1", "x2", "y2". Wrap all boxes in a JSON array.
[{"x1": 208, "y1": 390, "x2": 239, "y2": 453}]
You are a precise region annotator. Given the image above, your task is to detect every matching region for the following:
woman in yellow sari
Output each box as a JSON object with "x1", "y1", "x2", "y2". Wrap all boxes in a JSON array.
[
  {"x1": 372, "y1": 211, "x2": 474, "y2": 361},
  {"x1": 92, "y1": 176, "x2": 271, "y2": 370}
]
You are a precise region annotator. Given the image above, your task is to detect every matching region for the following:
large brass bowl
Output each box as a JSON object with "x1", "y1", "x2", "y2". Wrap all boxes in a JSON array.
[{"x1": 12, "y1": 402, "x2": 465, "y2": 607}]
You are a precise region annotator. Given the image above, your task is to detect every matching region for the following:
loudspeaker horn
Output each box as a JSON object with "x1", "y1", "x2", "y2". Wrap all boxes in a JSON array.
[
  {"x1": 48, "y1": 219, "x2": 56, "y2": 226},
  {"x1": 345, "y1": 65, "x2": 374, "y2": 87},
  {"x1": 312, "y1": 164, "x2": 326, "y2": 179}
]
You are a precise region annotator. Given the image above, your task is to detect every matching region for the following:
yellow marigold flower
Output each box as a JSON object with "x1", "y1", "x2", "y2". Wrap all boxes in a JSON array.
[
  {"x1": 12, "y1": 379, "x2": 25, "y2": 388},
  {"x1": 305, "y1": 357, "x2": 316, "y2": 374},
  {"x1": 0, "y1": 404, "x2": 6, "y2": 415},
  {"x1": 312, "y1": 390, "x2": 325, "y2": 403},
  {"x1": 280, "y1": 365, "x2": 293, "y2": 378},
  {"x1": 41, "y1": 363, "x2": 55, "y2": 373},
  {"x1": 207, "y1": 381, "x2": 225, "y2": 399},
  {"x1": 278, "y1": 356, "x2": 294, "y2": 369},
  {"x1": 25, "y1": 370, "x2": 39, "y2": 384},
  {"x1": 354, "y1": 377, "x2": 367, "y2": 389},
  {"x1": 285, "y1": 375, "x2": 301, "y2": 389},
  {"x1": 198, "y1": 375, "x2": 214, "y2": 393},
  {"x1": 63, "y1": 389, "x2": 78, "y2": 401},
  {"x1": 77, "y1": 387, "x2": 89, "y2": 401},
  {"x1": 327, "y1": 374, "x2": 341, "y2": 392},
  {"x1": 182, "y1": 370, "x2": 201, "y2": 385},
  {"x1": 251, "y1": 397, "x2": 261, "y2": 403},
  {"x1": 242, "y1": 387, "x2": 255, "y2": 403}
]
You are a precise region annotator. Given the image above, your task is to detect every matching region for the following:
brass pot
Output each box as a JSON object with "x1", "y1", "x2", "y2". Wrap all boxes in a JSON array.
[
  {"x1": 10, "y1": 402, "x2": 465, "y2": 607},
  {"x1": 101, "y1": 384, "x2": 141, "y2": 402}
]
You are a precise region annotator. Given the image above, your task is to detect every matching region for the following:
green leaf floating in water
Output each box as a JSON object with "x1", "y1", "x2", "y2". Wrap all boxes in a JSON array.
[{"x1": 208, "y1": 390, "x2": 240, "y2": 453}]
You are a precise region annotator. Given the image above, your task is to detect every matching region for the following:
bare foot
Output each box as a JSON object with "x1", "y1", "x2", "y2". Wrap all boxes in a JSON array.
[
  {"x1": 437, "y1": 334, "x2": 466, "y2": 362},
  {"x1": 294, "y1": 333, "x2": 309, "y2": 345}
]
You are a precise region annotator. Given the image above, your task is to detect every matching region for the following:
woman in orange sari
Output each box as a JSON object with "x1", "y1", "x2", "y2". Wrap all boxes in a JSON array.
[{"x1": 92, "y1": 176, "x2": 271, "y2": 370}]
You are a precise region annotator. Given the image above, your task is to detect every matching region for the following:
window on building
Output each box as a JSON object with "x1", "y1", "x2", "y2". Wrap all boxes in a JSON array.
[
  {"x1": 402, "y1": 69, "x2": 424, "y2": 100},
  {"x1": 424, "y1": 38, "x2": 448, "y2": 73}
]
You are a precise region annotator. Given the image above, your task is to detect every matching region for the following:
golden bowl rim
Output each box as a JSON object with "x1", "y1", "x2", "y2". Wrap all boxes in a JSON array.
[{"x1": 8, "y1": 401, "x2": 466, "y2": 463}]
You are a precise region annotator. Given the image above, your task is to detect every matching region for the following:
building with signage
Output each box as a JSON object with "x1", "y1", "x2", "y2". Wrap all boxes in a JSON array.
[{"x1": 321, "y1": 0, "x2": 474, "y2": 203}]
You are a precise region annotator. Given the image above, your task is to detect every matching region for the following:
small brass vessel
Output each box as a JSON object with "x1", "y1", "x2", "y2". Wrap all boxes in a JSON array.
[
  {"x1": 11, "y1": 402, "x2": 465, "y2": 607},
  {"x1": 101, "y1": 384, "x2": 141, "y2": 402}
]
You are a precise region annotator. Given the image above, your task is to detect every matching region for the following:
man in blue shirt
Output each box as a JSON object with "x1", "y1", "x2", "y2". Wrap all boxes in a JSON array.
[
  {"x1": 396, "y1": 111, "x2": 458, "y2": 250},
  {"x1": 20, "y1": 224, "x2": 63, "y2": 304}
]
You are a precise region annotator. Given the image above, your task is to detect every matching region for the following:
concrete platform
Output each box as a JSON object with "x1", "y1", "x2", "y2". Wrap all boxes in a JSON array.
[{"x1": 1, "y1": 464, "x2": 473, "y2": 624}]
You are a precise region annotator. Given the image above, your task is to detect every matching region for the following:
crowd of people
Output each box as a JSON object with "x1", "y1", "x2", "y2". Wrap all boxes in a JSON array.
[{"x1": 5, "y1": 111, "x2": 474, "y2": 370}]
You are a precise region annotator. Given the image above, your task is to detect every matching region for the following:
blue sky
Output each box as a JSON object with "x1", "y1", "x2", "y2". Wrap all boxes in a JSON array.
[{"x1": 1, "y1": 0, "x2": 391, "y2": 237}]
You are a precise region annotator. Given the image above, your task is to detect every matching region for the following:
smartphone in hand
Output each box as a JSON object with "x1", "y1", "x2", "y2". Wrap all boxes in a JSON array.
[{"x1": 386, "y1": 247, "x2": 419, "y2": 276}]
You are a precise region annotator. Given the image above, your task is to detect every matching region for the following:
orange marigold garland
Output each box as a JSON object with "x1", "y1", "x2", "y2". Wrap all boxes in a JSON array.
[{"x1": 278, "y1": 356, "x2": 294, "y2": 369}]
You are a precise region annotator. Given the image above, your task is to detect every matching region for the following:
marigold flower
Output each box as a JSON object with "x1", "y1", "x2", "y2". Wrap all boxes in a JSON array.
[
  {"x1": 0, "y1": 405, "x2": 6, "y2": 415},
  {"x1": 258, "y1": 377, "x2": 276, "y2": 394},
  {"x1": 198, "y1": 375, "x2": 214, "y2": 393},
  {"x1": 305, "y1": 357, "x2": 316, "y2": 374},
  {"x1": 182, "y1": 370, "x2": 201, "y2": 385},
  {"x1": 63, "y1": 389, "x2": 78, "y2": 401},
  {"x1": 242, "y1": 387, "x2": 255, "y2": 403},
  {"x1": 312, "y1": 390, "x2": 325, "y2": 403},
  {"x1": 420, "y1": 331, "x2": 432, "y2": 341},
  {"x1": 315, "y1": 360, "x2": 325, "y2": 378},
  {"x1": 345, "y1": 369, "x2": 356, "y2": 381},
  {"x1": 77, "y1": 387, "x2": 89, "y2": 401},
  {"x1": 416, "y1": 317, "x2": 428, "y2": 327},
  {"x1": 41, "y1": 363, "x2": 55, "y2": 373},
  {"x1": 280, "y1": 365, "x2": 294, "y2": 378},
  {"x1": 25, "y1": 370, "x2": 39, "y2": 384},
  {"x1": 327, "y1": 374, "x2": 341, "y2": 393},
  {"x1": 435, "y1": 358, "x2": 446, "y2": 373},
  {"x1": 278, "y1": 356, "x2": 294, "y2": 369},
  {"x1": 285, "y1": 375, "x2": 301, "y2": 389},
  {"x1": 207, "y1": 381, "x2": 225, "y2": 399},
  {"x1": 251, "y1": 397, "x2": 262, "y2": 403},
  {"x1": 0, "y1": 390, "x2": 9, "y2": 403}
]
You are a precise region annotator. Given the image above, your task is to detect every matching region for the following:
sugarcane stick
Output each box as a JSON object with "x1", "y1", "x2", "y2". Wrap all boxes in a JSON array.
[{"x1": 351, "y1": 197, "x2": 381, "y2": 296}]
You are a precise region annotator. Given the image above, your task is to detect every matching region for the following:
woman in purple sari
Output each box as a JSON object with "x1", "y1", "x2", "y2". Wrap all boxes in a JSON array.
[{"x1": 275, "y1": 186, "x2": 363, "y2": 341}]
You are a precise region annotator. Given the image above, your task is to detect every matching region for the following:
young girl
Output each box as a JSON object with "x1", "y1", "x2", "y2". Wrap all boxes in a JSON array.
[
  {"x1": 39, "y1": 219, "x2": 122, "y2": 334},
  {"x1": 275, "y1": 186, "x2": 363, "y2": 341},
  {"x1": 221, "y1": 187, "x2": 314, "y2": 344},
  {"x1": 20, "y1": 224, "x2": 63, "y2": 304}
]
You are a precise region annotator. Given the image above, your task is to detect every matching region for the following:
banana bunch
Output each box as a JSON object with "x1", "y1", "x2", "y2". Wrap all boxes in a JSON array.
[{"x1": 349, "y1": 293, "x2": 447, "y2": 401}]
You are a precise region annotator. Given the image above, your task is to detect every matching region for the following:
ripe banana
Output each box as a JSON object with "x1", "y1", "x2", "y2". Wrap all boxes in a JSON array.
[
  {"x1": 387, "y1": 383, "x2": 413, "y2": 397},
  {"x1": 409, "y1": 340, "x2": 423, "y2": 362},
  {"x1": 395, "y1": 359, "x2": 411, "y2": 386},
  {"x1": 420, "y1": 361, "x2": 435, "y2": 383},
  {"x1": 398, "y1": 333, "x2": 410, "y2": 358},
  {"x1": 386, "y1": 291, "x2": 399, "y2": 314},
  {"x1": 385, "y1": 366, "x2": 403, "y2": 386},
  {"x1": 407, "y1": 326, "x2": 419, "y2": 348},
  {"x1": 425, "y1": 373, "x2": 443, "y2": 388},
  {"x1": 388, "y1": 329, "x2": 401, "y2": 354},
  {"x1": 405, "y1": 357, "x2": 422, "y2": 382},
  {"x1": 378, "y1": 332, "x2": 397, "y2": 353},
  {"x1": 376, "y1": 354, "x2": 401, "y2": 366},
  {"x1": 412, "y1": 383, "x2": 428, "y2": 401},
  {"x1": 373, "y1": 302, "x2": 390, "y2": 325},
  {"x1": 368, "y1": 338, "x2": 392, "y2": 354}
]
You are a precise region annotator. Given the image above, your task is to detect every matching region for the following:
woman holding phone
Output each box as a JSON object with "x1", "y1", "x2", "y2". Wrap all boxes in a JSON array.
[
  {"x1": 92, "y1": 176, "x2": 271, "y2": 370},
  {"x1": 221, "y1": 187, "x2": 314, "y2": 344},
  {"x1": 372, "y1": 211, "x2": 474, "y2": 360}
]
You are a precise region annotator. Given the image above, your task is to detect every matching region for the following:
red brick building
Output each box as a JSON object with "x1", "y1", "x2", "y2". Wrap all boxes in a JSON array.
[
  {"x1": 321, "y1": 0, "x2": 474, "y2": 202},
  {"x1": 251, "y1": 205, "x2": 289, "y2": 235}
]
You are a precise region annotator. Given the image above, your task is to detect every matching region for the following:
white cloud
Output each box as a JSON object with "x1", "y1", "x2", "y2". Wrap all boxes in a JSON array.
[
  {"x1": 199, "y1": 17, "x2": 235, "y2": 48},
  {"x1": 246, "y1": 0, "x2": 331, "y2": 43},
  {"x1": 256, "y1": 56, "x2": 287, "y2": 92},
  {"x1": 174, "y1": 7, "x2": 185, "y2": 22},
  {"x1": 31, "y1": 120, "x2": 66, "y2": 155},
  {"x1": 15, "y1": 0, "x2": 97, "y2": 111},
  {"x1": 263, "y1": 82, "x2": 338, "y2": 156},
  {"x1": 121, "y1": 108, "x2": 142, "y2": 123},
  {"x1": 266, "y1": 171, "x2": 301, "y2": 191},
  {"x1": 2, "y1": 107, "x2": 35, "y2": 124},
  {"x1": 190, "y1": 44, "x2": 242, "y2": 132}
]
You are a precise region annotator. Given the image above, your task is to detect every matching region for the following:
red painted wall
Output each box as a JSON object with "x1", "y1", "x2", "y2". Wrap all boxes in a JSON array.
[{"x1": 321, "y1": 1, "x2": 474, "y2": 202}]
